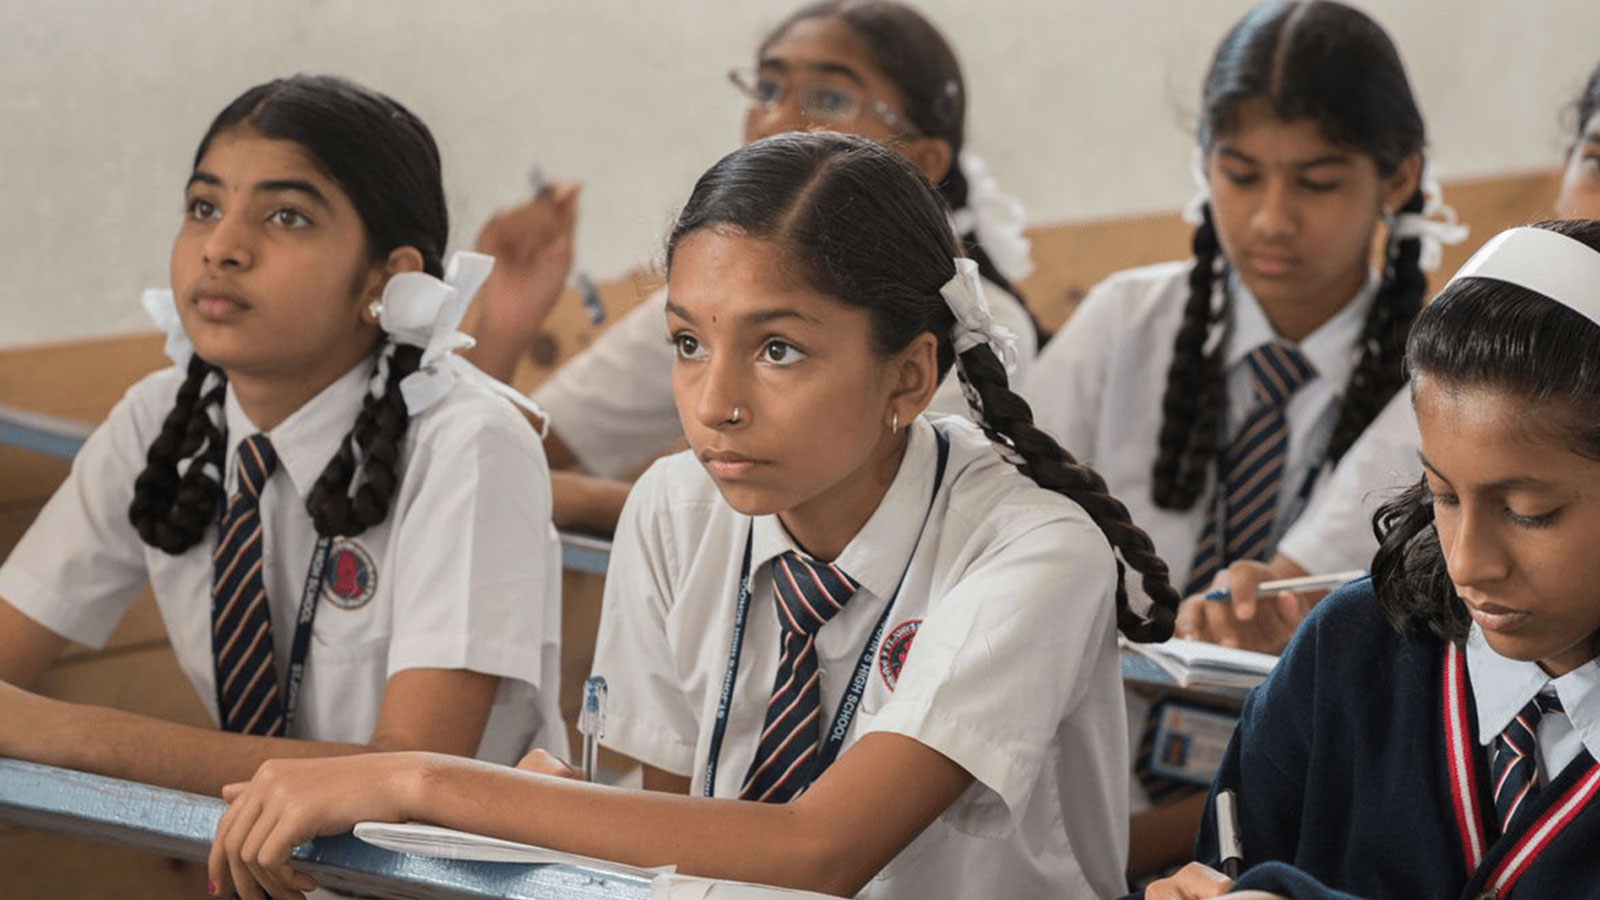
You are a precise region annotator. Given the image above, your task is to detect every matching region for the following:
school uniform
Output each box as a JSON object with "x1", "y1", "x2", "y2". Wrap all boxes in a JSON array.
[
  {"x1": 1276, "y1": 390, "x2": 1420, "y2": 576},
  {"x1": 1175, "y1": 579, "x2": 1600, "y2": 900},
  {"x1": 1021, "y1": 260, "x2": 1377, "y2": 593},
  {"x1": 591, "y1": 414, "x2": 1129, "y2": 899},
  {"x1": 0, "y1": 357, "x2": 566, "y2": 762},
  {"x1": 534, "y1": 280, "x2": 1038, "y2": 479}
]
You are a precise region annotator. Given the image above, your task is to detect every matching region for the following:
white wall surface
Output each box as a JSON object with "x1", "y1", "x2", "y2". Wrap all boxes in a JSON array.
[{"x1": 1, "y1": 0, "x2": 1594, "y2": 347}]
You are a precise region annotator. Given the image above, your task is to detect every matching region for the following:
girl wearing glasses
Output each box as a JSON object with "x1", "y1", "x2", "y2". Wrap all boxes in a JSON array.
[{"x1": 468, "y1": 0, "x2": 1041, "y2": 535}]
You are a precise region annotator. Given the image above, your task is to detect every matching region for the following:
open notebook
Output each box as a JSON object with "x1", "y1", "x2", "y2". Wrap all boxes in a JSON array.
[
  {"x1": 353, "y1": 822, "x2": 837, "y2": 898},
  {"x1": 1121, "y1": 637, "x2": 1278, "y2": 690}
]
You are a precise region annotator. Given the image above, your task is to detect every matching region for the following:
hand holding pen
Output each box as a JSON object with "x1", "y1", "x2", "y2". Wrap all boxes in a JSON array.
[
  {"x1": 1174, "y1": 558, "x2": 1361, "y2": 653},
  {"x1": 463, "y1": 168, "x2": 584, "y2": 383}
]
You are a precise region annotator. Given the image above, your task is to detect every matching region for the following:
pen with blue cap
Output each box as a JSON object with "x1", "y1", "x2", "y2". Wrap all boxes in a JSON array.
[
  {"x1": 579, "y1": 675, "x2": 608, "y2": 783},
  {"x1": 1204, "y1": 569, "x2": 1365, "y2": 603}
]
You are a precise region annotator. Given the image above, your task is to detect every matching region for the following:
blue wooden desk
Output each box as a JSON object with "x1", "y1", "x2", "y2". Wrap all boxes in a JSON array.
[{"x1": 0, "y1": 757, "x2": 652, "y2": 899}]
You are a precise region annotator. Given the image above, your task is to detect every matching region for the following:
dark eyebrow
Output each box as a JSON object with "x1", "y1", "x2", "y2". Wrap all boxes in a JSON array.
[
  {"x1": 256, "y1": 179, "x2": 332, "y2": 211},
  {"x1": 1215, "y1": 148, "x2": 1353, "y2": 171},
  {"x1": 756, "y1": 55, "x2": 867, "y2": 88},
  {"x1": 1418, "y1": 452, "x2": 1562, "y2": 493},
  {"x1": 665, "y1": 299, "x2": 695, "y2": 323},
  {"x1": 182, "y1": 173, "x2": 333, "y2": 212},
  {"x1": 664, "y1": 300, "x2": 821, "y2": 327}
]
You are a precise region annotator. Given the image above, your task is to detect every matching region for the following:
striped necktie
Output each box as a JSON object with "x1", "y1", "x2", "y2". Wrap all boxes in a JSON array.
[
  {"x1": 1186, "y1": 342, "x2": 1317, "y2": 596},
  {"x1": 211, "y1": 433, "x2": 287, "y2": 737},
  {"x1": 741, "y1": 551, "x2": 860, "y2": 803},
  {"x1": 1492, "y1": 693, "x2": 1563, "y2": 834}
]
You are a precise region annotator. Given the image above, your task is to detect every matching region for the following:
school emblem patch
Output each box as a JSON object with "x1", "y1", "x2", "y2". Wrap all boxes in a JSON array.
[
  {"x1": 878, "y1": 618, "x2": 921, "y2": 691},
  {"x1": 322, "y1": 538, "x2": 378, "y2": 610}
]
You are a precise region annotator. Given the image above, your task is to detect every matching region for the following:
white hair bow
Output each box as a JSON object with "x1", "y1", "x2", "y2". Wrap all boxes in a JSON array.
[
  {"x1": 942, "y1": 257, "x2": 1019, "y2": 375},
  {"x1": 949, "y1": 153, "x2": 1035, "y2": 284},
  {"x1": 1390, "y1": 163, "x2": 1469, "y2": 272},
  {"x1": 375, "y1": 251, "x2": 494, "y2": 416},
  {"x1": 141, "y1": 289, "x2": 196, "y2": 369}
]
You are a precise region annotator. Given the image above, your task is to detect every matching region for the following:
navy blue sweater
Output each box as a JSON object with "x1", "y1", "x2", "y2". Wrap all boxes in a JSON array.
[{"x1": 1184, "y1": 578, "x2": 1600, "y2": 899}]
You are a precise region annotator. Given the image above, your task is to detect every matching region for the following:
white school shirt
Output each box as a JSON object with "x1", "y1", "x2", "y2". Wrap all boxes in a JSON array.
[
  {"x1": 0, "y1": 357, "x2": 566, "y2": 762},
  {"x1": 1467, "y1": 625, "x2": 1600, "y2": 786},
  {"x1": 592, "y1": 414, "x2": 1128, "y2": 900},
  {"x1": 1277, "y1": 389, "x2": 1420, "y2": 575},
  {"x1": 534, "y1": 279, "x2": 1038, "y2": 479},
  {"x1": 1020, "y1": 260, "x2": 1376, "y2": 591}
]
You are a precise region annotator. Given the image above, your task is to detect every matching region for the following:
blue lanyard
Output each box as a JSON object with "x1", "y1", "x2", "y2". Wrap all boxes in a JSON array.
[
  {"x1": 702, "y1": 429, "x2": 949, "y2": 797},
  {"x1": 212, "y1": 436, "x2": 332, "y2": 737}
]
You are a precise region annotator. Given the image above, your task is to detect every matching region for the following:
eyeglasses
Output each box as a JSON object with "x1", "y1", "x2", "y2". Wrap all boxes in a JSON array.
[{"x1": 727, "y1": 68, "x2": 921, "y2": 137}]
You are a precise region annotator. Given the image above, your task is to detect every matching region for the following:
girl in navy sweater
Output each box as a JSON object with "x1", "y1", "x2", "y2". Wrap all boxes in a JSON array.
[{"x1": 1145, "y1": 218, "x2": 1600, "y2": 899}]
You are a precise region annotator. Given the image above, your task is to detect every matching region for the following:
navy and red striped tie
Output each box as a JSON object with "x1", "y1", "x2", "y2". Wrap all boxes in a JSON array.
[
  {"x1": 211, "y1": 433, "x2": 287, "y2": 737},
  {"x1": 741, "y1": 551, "x2": 860, "y2": 803},
  {"x1": 1491, "y1": 693, "x2": 1563, "y2": 834},
  {"x1": 1186, "y1": 341, "x2": 1317, "y2": 595}
]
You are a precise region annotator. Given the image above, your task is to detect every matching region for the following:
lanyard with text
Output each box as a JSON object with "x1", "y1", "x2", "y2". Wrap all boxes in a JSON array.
[
  {"x1": 1442, "y1": 643, "x2": 1600, "y2": 898},
  {"x1": 702, "y1": 429, "x2": 950, "y2": 797},
  {"x1": 212, "y1": 451, "x2": 333, "y2": 738}
]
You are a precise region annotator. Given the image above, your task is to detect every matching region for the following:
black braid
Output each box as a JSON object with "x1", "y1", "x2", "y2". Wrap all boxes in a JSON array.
[
  {"x1": 1323, "y1": 187, "x2": 1425, "y2": 465},
  {"x1": 957, "y1": 343, "x2": 1179, "y2": 642},
  {"x1": 304, "y1": 342, "x2": 423, "y2": 538},
  {"x1": 129, "y1": 354, "x2": 229, "y2": 554},
  {"x1": 1151, "y1": 204, "x2": 1230, "y2": 510}
]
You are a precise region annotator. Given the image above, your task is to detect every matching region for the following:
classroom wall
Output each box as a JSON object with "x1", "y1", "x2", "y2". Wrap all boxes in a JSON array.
[{"x1": 1, "y1": 0, "x2": 1595, "y2": 349}]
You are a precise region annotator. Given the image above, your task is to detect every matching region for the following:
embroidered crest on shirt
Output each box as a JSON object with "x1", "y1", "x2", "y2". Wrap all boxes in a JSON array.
[
  {"x1": 322, "y1": 538, "x2": 378, "y2": 610},
  {"x1": 878, "y1": 618, "x2": 921, "y2": 691}
]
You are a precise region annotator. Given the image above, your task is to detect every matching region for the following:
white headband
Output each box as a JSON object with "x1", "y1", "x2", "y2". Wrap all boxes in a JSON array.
[{"x1": 1442, "y1": 227, "x2": 1600, "y2": 327}]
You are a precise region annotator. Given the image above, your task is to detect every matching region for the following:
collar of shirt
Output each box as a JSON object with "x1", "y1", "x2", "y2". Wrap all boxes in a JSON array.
[
  {"x1": 748, "y1": 416, "x2": 940, "y2": 603},
  {"x1": 223, "y1": 356, "x2": 376, "y2": 499},
  {"x1": 1466, "y1": 624, "x2": 1600, "y2": 762},
  {"x1": 1223, "y1": 268, "x2": 1378, "y2": 390}
]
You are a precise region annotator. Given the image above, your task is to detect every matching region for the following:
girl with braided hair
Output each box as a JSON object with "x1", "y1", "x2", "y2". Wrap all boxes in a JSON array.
[
  {"x1": 1020, "y1": 0, "x2": 1457, "y2": 876},
  {"x1": 0, "y1": 76, "x2": 565, "y2": 805},
  {"x1": 211, "y1": 131, "x2": 1177, "y2": 900}
]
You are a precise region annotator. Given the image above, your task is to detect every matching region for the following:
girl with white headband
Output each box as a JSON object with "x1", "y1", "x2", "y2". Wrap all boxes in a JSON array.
[
  {"x1": 465, "y1": 0, "x2": 1041, "y2": 536},
  {"x1": 211, "y1": 132, "x2": 1179, "y2": 900},
  {"x1": 1144, "y1": 217, "x2": 1600, "y2": 900},
  {"x1": 0, "y1": 76, "x2": 566, "y2": 813}
]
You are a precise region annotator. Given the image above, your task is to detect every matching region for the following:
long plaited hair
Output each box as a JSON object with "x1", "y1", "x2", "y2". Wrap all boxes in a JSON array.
[
  {"x1": 1372, "y1": 219, "x2": 1600, "y2": 642},
  {"x1": 758, "y1": 0, "x2": 1044, "y2": 341},
  {"x1": 666, "y1": 132, "x2": 1177, "y2": 642},
  {"x1": 1151, "y1": 0, "x2": 1428, "y2": 511},
  {"x1": 129, "y1": 75, "x2": 449, "y2": 553}
]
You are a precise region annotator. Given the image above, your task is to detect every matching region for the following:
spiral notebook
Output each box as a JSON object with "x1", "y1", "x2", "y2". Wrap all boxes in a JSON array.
[{"x1": 1122, "y1": 637, "x2": 1278, "y2": 689}]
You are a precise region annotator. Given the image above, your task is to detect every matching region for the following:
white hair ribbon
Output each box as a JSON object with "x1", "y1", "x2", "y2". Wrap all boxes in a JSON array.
[
  {"x1": 1181, "y1": 147, "x2": 1210, "y2": 226},
  {"x1": 948, "y1": 153, "x2": 1036, "y2": 284},
  {"x1": 140, "y1": 288, "x2": 195, "y2": 369},
  {"x1": 1442, "y1": 226, "x2": 1600, "y2": 327},
  {"x1": 942, "y1": 257, "x2": 1019, "y2": 375},
  {"x1": 1391, "y1": 163, "x2": 1469, "y2": 272},
  {"x1": 378, "y1": 250, "x2": 493, "y2": 416}
]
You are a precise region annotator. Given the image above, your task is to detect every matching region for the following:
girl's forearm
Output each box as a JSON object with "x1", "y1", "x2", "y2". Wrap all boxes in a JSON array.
[
  {"x1": 400, "y1": 753, "x2": 854, "y2": 894},
  {"x1": 5, "y1": 690, "x2": 368, "y2": 796}
]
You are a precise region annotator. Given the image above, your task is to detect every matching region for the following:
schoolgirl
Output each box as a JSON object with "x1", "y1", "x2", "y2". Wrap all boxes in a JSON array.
[
  {"x1": 473, "y1": 0, "x2": 1042, "y2": 487},
  {"x1": 1179, "y1": 56, "x2": 1600, "y2": 652},
  {"x1": 1019, "y1": 0, "x2": 1466, "y2": 871},
  {"x1": 209, "y1": 132, "x2": 1177, "y2": 900},
  {"x1": 1145, "y1": 218, "x2": 1600, "y2": 900},
  {"x1": 0, "y1": 75, "x2": 564, "y2": 797}
]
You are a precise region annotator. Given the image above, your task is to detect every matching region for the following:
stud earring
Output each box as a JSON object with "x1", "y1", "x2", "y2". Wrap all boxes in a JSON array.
[{"x1": 365, "y1": 299, "x2": 384, "y2": 324}]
